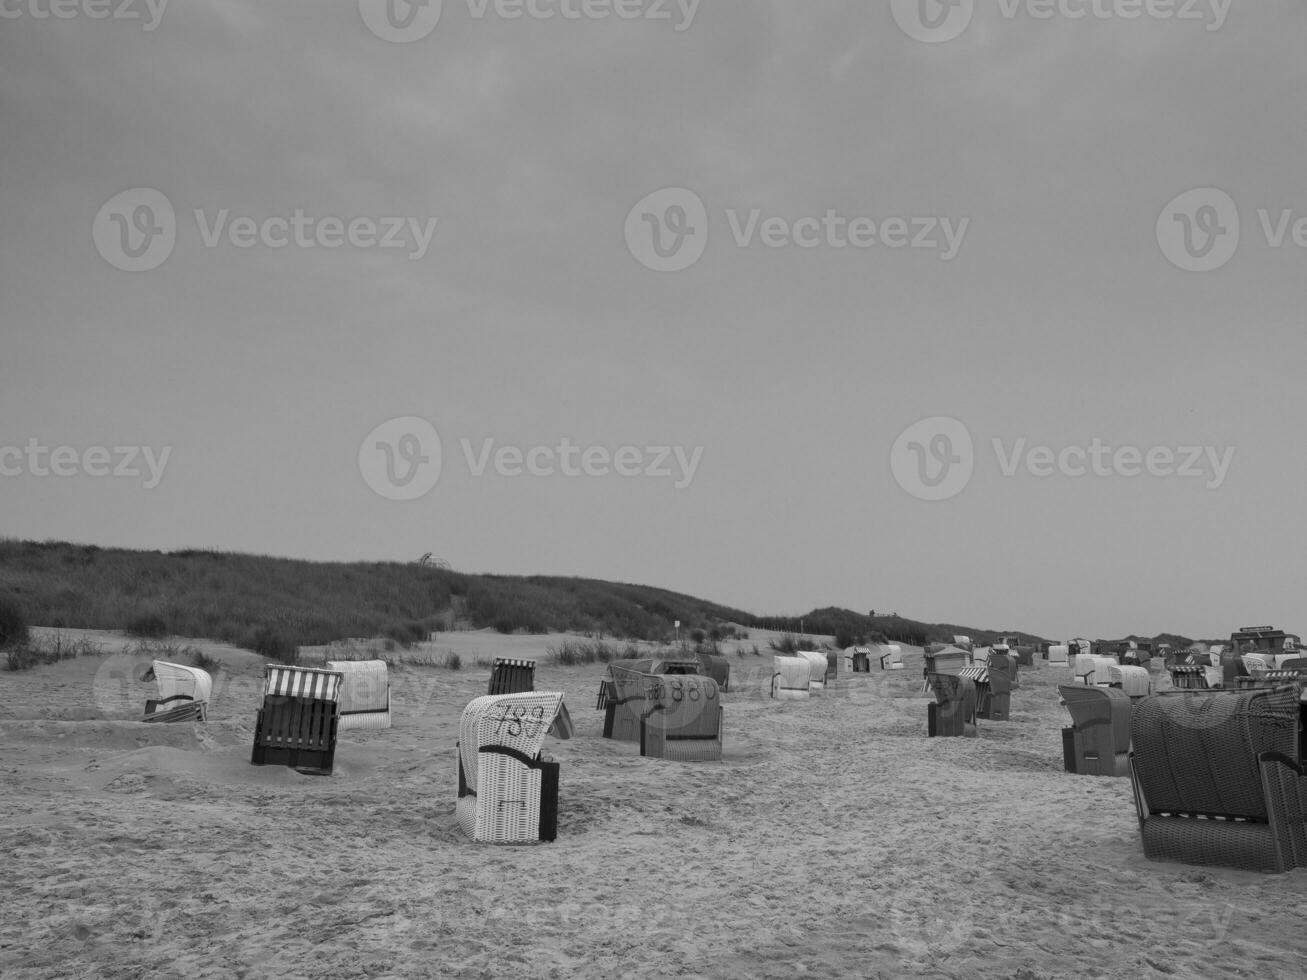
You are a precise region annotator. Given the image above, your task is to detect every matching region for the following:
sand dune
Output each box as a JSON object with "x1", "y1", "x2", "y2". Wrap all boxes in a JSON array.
[{"x1": 3, "y1": 633, "x2": 1307, "y2": 979}]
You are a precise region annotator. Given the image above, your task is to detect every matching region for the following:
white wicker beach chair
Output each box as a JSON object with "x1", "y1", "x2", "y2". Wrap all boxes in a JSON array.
[
  {"x1": 326, "y1": 659, "x2": 392, "y2": 731},
  {"x1": 1075, "y1": 655, "x2": 1117, "y2": 686},
  {"x1": 796, "y1": 651, "x2": 829, "y2": 691},
  {"x1": 142, "y1": 660, "x2": 212, "y2": 722},
  {"x1": 771, "y1": 656, "x2": 811, "y2": 700},
  {"x1": 456, "y1": 692, "x2": 569, "y2": 844},
  {"x1": 1047, "y1": 644, "x2": 1070, "y2": 666},
  {"x1": 1108, "y1": 664, "x2": 1151, "y2": 699},
  {"x1": 878, "y1": 644, "x2": 904, "y2": 669}
]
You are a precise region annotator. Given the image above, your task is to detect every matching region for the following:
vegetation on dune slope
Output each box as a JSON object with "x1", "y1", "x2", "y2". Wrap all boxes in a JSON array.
[{"x1": 0, "y1": 538, "x2": 1190, "y2": 655}]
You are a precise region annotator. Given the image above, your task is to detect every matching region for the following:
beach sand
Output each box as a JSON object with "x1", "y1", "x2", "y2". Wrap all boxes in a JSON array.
[{"x1": 3, "y1": 629, "x2": 1307, "y2": 979}]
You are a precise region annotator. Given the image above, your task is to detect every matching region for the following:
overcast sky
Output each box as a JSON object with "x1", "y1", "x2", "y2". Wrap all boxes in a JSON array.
[{"x1": 2, "y1": 1, "x2": 1304, "y2": 640}]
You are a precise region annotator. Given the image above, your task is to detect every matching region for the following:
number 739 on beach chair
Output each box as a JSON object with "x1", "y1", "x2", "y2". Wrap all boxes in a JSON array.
[
  {"x1": 250, "y1": 665, "x2": 344, "y2": 775},
  {"x1": 456, "y1": 692, "x2": 570, "y2": 844}
]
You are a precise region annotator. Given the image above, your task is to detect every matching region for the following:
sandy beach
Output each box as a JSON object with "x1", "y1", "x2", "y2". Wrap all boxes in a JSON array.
[{"x1": 3, "y1": 630, "x2": 1307, "y2": 979}]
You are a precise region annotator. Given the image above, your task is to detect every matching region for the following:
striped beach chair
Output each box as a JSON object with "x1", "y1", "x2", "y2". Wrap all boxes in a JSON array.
[
  {"x1": 959, "y1": 663, "x2": 1012, "y2": 721},
  {"x1": 487, "y1": 658, "x2": 535, "y2": 695},
  {"x1": 456, "y1": 692, "x2": 569, "y2": 844},
  {"x1": 142, "y1": 660, "x2": 213, "y2": 723},
  {"x1": 327, "y1": 659, "x2": 392, "y2": 731},
  {"x1": 250, "y1": 664, "x2": 344, "y2": 775}
]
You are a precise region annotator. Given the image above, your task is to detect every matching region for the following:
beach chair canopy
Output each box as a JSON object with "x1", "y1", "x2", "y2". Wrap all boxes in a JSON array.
[{"x1": 263, "y1": 664, "x2": 343, "y2": 701}]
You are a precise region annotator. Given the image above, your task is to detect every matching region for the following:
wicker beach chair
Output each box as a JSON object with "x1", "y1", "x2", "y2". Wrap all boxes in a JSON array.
[
  {"x1": 921, "y1": 646, "x2": 968, "y2": 692},
  {"x1": 1129, "y1": 688, "x2": 1307, "y2": 871},
  {"x1": 796, "y1": 651, "x2": 829, "y2": 691},
  {"x1": 326, "y1": 659, "x2": 392, "y2": 731},
  {"x1": 606, "y1": 664, "x2": 654, "y2": 742},
  {"x1": 1074, "y1": 655, "x2": 1116, "y2": 686},
  {"x1": 958, "y1": 662, "x2": 1012, "y2": 721},
  {"x1": 1109, "y1": 664, "x2": 1152, "y2": 701},
  {"x1": 771, "y1": 656, "x2": 811, "y2": 700},
  {"x1": 250, "y1": 665, "x2": 343, "y2": 775},
  {"x1": 926, "y1": 673, "x2": 977, "y2": 737},
  {"x1": 1243, "y1": 653, "x2": 1273, "y2": 677},
  {"x1": 697, "y1": 652, "x2": 731, "y2": 692},
  {"x1": 878, "y1": 644, "x2": 904, "y2": 670},
  {"x1": 487, "y1": 658, "x2": 535, "y2": 695},
  {"x1": 1169, "y1": 663, "x2": 1221, "y2": 690},
  {"x1": 456, "y1": 692, "x2": 570, "y2": 844},
  {"x1": 1047, "y1": 644, "x2": 1070, "y2": 666},
  {"x1": 1059, "y1": 684, "x2": 1131, "y2": 776},
  {"x1": 991, "y1": 651, "x2": 1019, "y2": 692},
  {"x1": 142, "y1": 660, "x2": 212, "y2": 723},
  {"x1": 640, "y1": 674, "x2": 723, "y2": 761}
]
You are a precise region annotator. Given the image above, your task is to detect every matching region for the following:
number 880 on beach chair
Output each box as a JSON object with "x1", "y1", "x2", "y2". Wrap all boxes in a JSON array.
[{"x1": 456, "y1": 692, "x2": 571, "y2": 844}]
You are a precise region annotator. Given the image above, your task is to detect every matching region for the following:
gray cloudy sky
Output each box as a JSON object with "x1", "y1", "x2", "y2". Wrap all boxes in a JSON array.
[{"x1": 2, "y1": 0, "x2": 1304, "y2": 640}]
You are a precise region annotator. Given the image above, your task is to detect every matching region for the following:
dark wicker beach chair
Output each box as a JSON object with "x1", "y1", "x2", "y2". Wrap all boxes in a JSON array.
[
  {"x1": 605, "y1": 664, "x2": 654, "y2": 741},
  {"x1": 487, "y1": 657, "x2": 536, "y2": 695},
  {"x1": 1129, "y1": 687, "x2": 1307, "y2": 872},
  {"x1": 697, "y1": 652, "x2": 731, "y2": 692},
  {"x1": 250, "y1": 664, "x2": 344, "y2": 775},
  {"x1": 640, "y1": 674, "x2": 723, "y2": 761},
  {"x1": 1059, "y1": 684, "x2": 1131, "y2": 776},
  {"x1": 926, "y1": 673, "x2": 977, "y2": 737},
  {"x1": 959, "y1": 662, "x2": 1012, "y2": 721}
]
